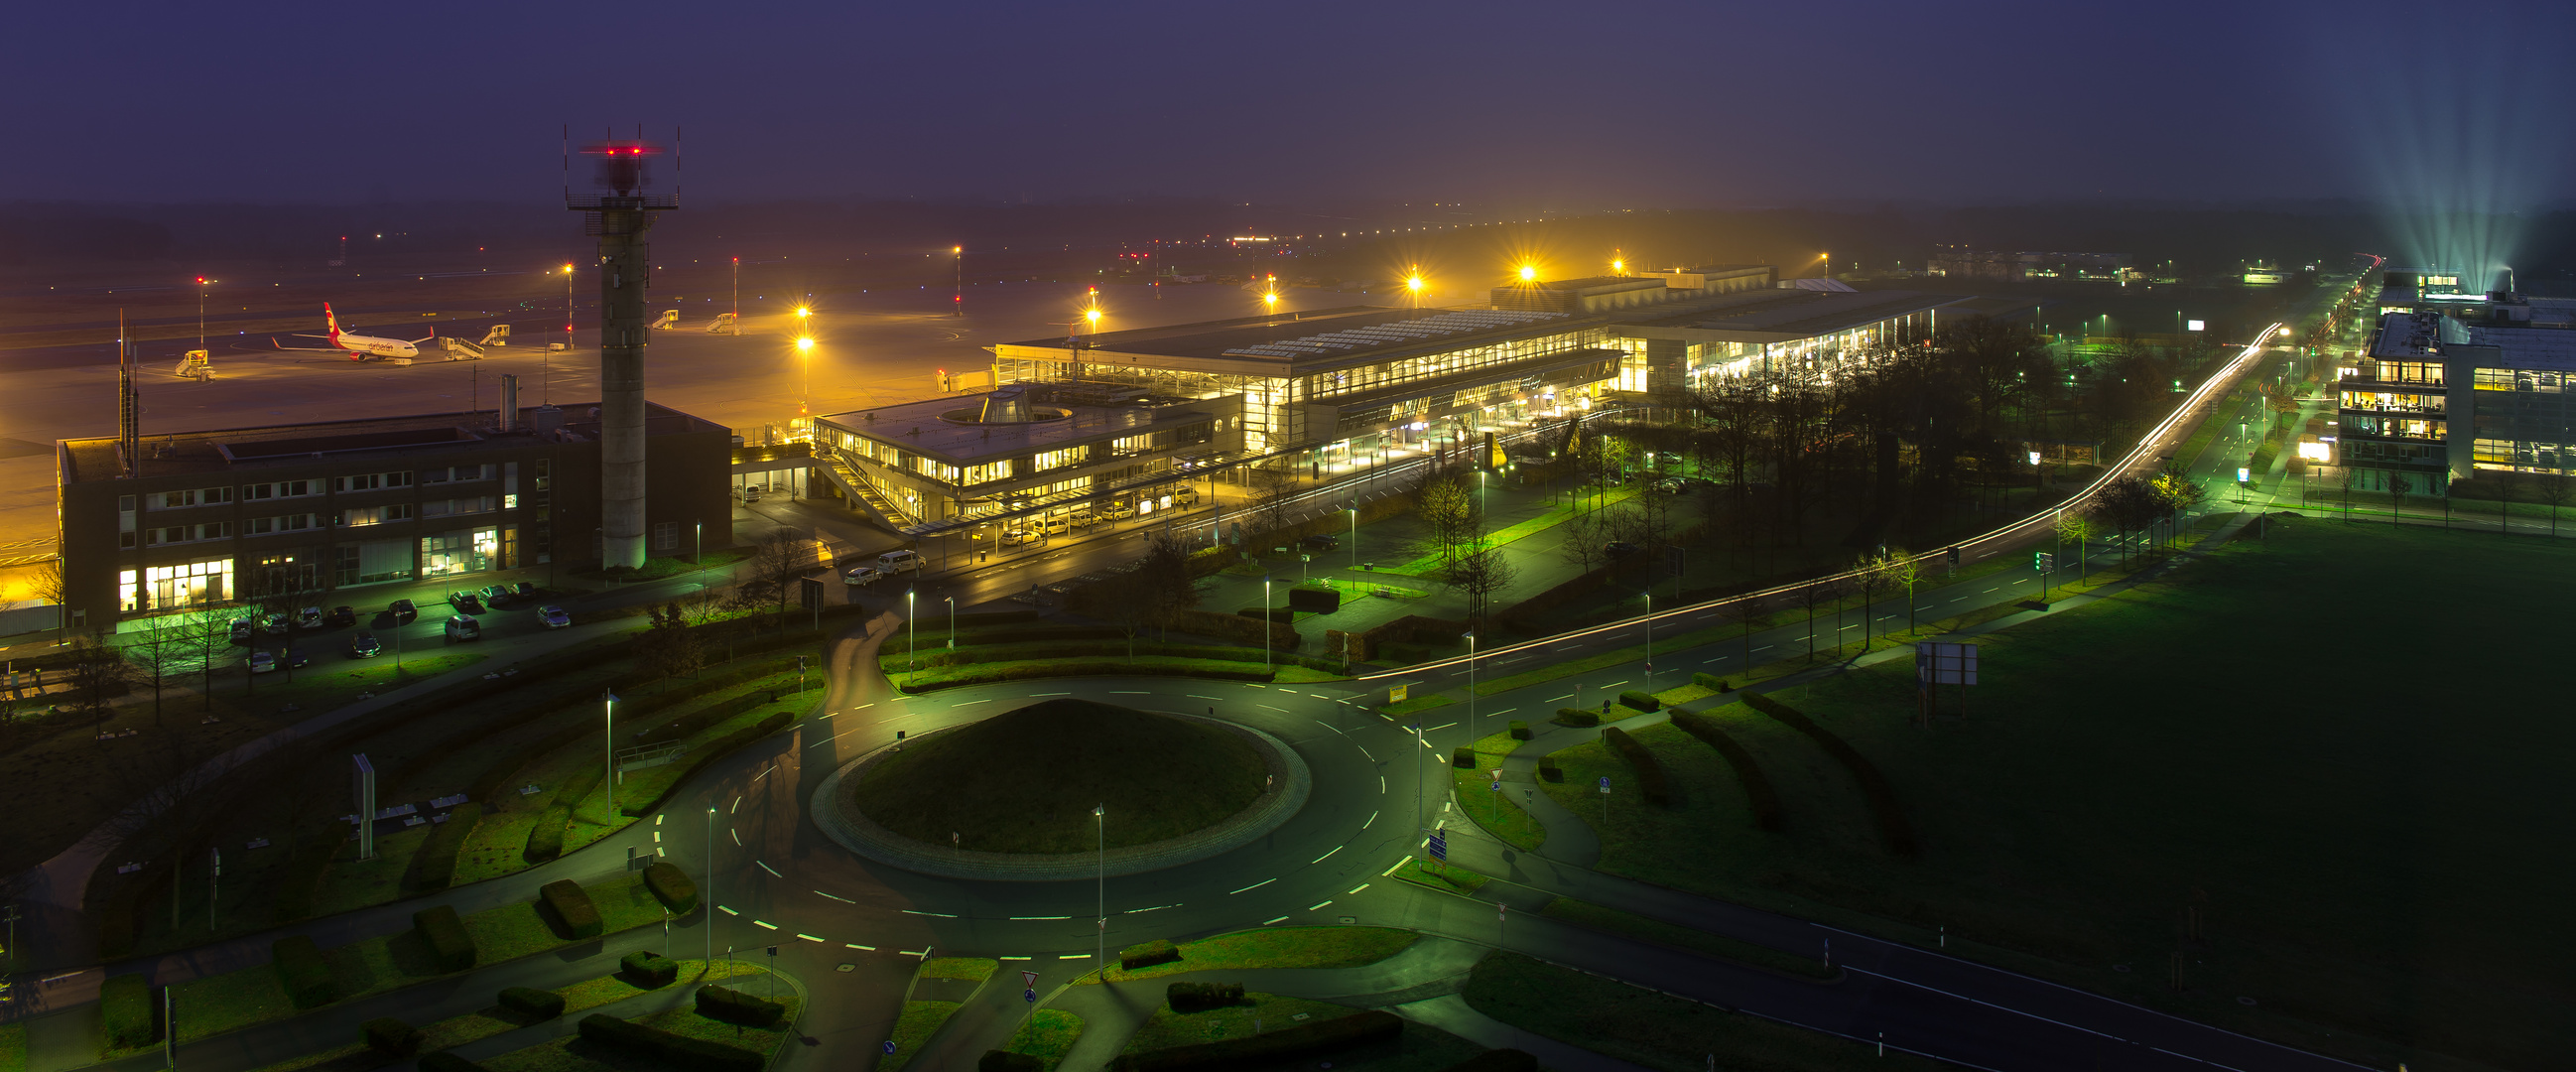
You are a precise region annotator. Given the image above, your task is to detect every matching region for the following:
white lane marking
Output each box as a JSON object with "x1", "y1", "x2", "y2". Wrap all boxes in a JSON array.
[
  {"x1": 1842, "y1": 965, "x2": 2125, "y2": 1041},
  {"x1": 1262, "y1": 916, "x2": 1290, "y2": 925},
  {"x1": 797, "y1": 933, "x2": 825, "y2": 943},
  {"x1": 1308, "y1": 900, "x2": 1333, "y2": 910},
  {"x1": 1059, "y1": 954, "x2": 1089, "y2": 960},
  {"x1": 1189, "y1": 695, "x2": 1221, "y2": 701},
  {"x1": 1123, "y1": 903, "x2": 1178, "y2": 914},
  {"x1": 1356, "y1": 746, "x2": 1374, "y2": 761},
  {"x1": 999, "y1": 956, "x2": 1031, "y2": 961},
  {"x1": 753, "y1": 766, "x2": 770, "y2": 784},
  {"x1": 819, "y1": 712, "x2": 837, "y2": 719},
  {"x1": 1915, "y1": 605, "x2": 1934, "y2": 610},
  {"x1": 1259, "y1": 705, "x2": 1288, "y2": 713},
  {"x1": 1603, "y1": 680, "x2": 1628, "y2": 688},
  {"x1": 730, "y1": 796, "x2": 742, "y2": 814},
  {"x1": 653, "y1": 831, "x2": 661, "y2": 843},
  {"x1": 730, "y1": 829, "x2": 742, "y2": 846},
  {"x1": 719, "y1": 905, "x2": 740, "y2": 915},
  {"x1": 1349, "y1": 883, "x2": 1370, "y2": 894},
  {"x1": 758, "y1": 861, "x2": 783, "y2": 877},
  {"x1": 954, "y1": 698, "x2": 992, "y2": 706},
  {"x1": 1702, "y1": 658, "x2": 1727, "y2": 665},
  {"x1": 1380, "y1": 859, "x2": 1407, "y2": 876},
  {"x1": 1110, "y1": 691, "x2": 1148, "y2": 695},
  {"x1": 1379, "y1": 776, "x2": 1386, "y2": 793},
  {"x1": 1752, "y1": 645, "x2": 1774, "y2": 652},
  {"x1": 1981, "y1": 587, "x2": 2000, "y2": 594},
  {"x1": 1228, "y1": 878, "x2": 1276, "y2": 894},
  {"x1": 1488, "y1": 708, "x2": 1516, "y2": 717},
  {"x1": 846, "y1": 943, "x2": 875, "y2": 950},
  {"x1": 1426, "y1": 722, "x2": 1456, "y2": 732},
  {"x1": 901, "y1": 909, "x2": 961, "y2": 918},
  {"x1": 1363, "y1": 810, "x2": 1377, "y2": 829},
  {"x1": 1010, "y1": 915, "x2": 1072, "y2": 921},
  {"x1": 1310, "y1": 693, "x2": 1335, "y2": 700},
  {"x1": 655, "y1": 815, "x2": 663, "y2": 826},
  {"x1": 1312, "y1": 845, "x2": 1343, "y2": 864},
  {"x1": 855, "y1": 703, "x2": 875, "y2": 711},
  {"x1": 753, "y1": 920, "x2": 779, "y2": 930},
  {"x1": 1547, "y1": 694, "x2": 1573, "y2": 702},
  {"x1": 1032, "y1": 692, "x2": 1069, "y2": 697},
  {"x1": 816, "y1": 890, "x2": 855, "y2": 904}
]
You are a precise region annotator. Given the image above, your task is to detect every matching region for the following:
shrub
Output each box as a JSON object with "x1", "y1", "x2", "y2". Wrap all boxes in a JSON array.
[
  {"x1": 1165, "y1": 981, "x2": 1244, "y2": 1012},
  {"x1": 498, "y1": 986, "x2": 566, "y2": 1019},
  {"x1": 1507, "y1": 720, "x2": 1530, "y2": 740},
  {"x1": 1616, "y1": 690, "x2": 1659, "y2": 712},
  {"x1": 1450, "y1": 746, "x2": 1475, "y2": 768},
  {"x1": 1667, "y1": 711, "x2": 1783, "y2": 832},
  {"x1": 980, "y1": 1051, "x2": 1044, "y2": 1072},
  {"x1": 1119, "y1": 939, "x2": 1180, "y2": 971},
  {"x1": 269, "y1": 830, "x2": 346, "y2": 924},
  {"x1": 361, "y1": 1016, "x2": 421, "y2": 1056},
  {"x1": 1739, "y1": 694, "x2": 1915, "y2": 856},
  {"x1": 538, "y1": 879, "x2": 602, "y2": 939},
  {"x1": 1536, "y1": 757, "x2": 1562, "y2": 782},
  {"x1": 404, "y1": 803, "x2": 484, "y2": 893},
  {"x1": 1552, "y1": 708, "x2": 1598, "y2": 728},
  {"x1": 1438, "y1": 1049, "x2": 1539, "y2": 1072},
  {"x1": 1600, "y1": 727, "x2": 1670, "y2": 807},
  {"x1": 643, "y1": 861, "x2": 699, "y2": 914},
  {"x1": 273, "y1": 934, "x2": 336, "y2": 1008},
  {"x1": 99, "y1": 973, "x2": 157, "y2": 1049},
  {"x1": 522, "y1": 803, "x2": 571, "y2": 864},
  {"x1": 695, "y1": 984, "x2": 785, "y2": 1027},
  {"x1": 419, "y1": 1052, "x2": 490, "y2": 1072},
  {"x1": 1111, "y1": 1008, "x2": 1402, "y2": 1071},
  {"x1": 577, "y1": 1013, "x2": 763, "y2": 1072},
  {"x1": 620, "y1": 951, "x2": 679, "y2": 989},
  {"x1": 1691, "y1": 672, "x2": 1724, "y2": 690},
  {"x1": 413, "y1": 904, "x2": 477, "y2": 973}
]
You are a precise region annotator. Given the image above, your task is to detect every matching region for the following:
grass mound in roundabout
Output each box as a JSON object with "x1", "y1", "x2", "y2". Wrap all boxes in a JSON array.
[{"x1": 844, "y1": 698, "x2": 1268, "y2": 854}]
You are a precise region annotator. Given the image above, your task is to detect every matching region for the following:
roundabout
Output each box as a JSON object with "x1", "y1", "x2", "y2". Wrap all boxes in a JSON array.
[{"x1": 812, "y1": 698, "x2": 1316, "y2": 880}]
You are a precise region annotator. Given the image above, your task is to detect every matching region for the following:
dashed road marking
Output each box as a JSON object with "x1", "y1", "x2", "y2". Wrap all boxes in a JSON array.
[
  {"x1": 1059, "y1": 954, "x2": 1089, "y2": 960},
  {"x1": 846, "y1": 944, "x2": 874, "y2": 951},
  {"x1": 730, "y1": 829, "x2": 741, "y2": 846},
  {"x1": 719, "y1": 906, "x2": 739, "y2": 915},
  {"x1": 1229, "y1": 878, "x2": 1275, "y2": 894},
  {"x1": 797, "y1": 934, "x2": 825, "y2": 943},
  {"x1": 954, "y1": 698, "x2": 991, "y2": 706},
  {"x1": 816, "y1": 890, "x2": 855, "y2": 904},
  {"x1": 1349, "y1": 883, "x2": 1370, "y2": 894},
  {"x1": 1009, "y1": 915, "x2": 1072, "y2": 921},
  {"x1": 901, "y1": 909, "x2": 960, "y2": 918},
  {"x1": 1308, "y1": 900, "x2": 1333, "y2": 911},
  {"x1": 753, "y1": 920, "x2": 779, "y2": 930},
  {"x1": 1312, "y1": 845, "x2": 1343, "y2": 864},
  {"x1": 758, "y1": 861, "x2": 782, "y2": 877},
  {"x1": 1263, "y1": 916, "x2": 1290, "y2": 925},
  {"x1": 1124, "y1": 903, "x2": 1178, "y2": 914},
  {"x1": 1363, "y1": 810, "x2": 1377, "y2": 829}
]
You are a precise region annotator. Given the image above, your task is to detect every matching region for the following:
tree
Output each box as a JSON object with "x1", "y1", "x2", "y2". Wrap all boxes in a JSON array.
[
  {"x1": 1136, "y1": 533, "x2": 1201, "y2": 640},
  {"x1": 2151, "y1": 470, "x2": 2207, "y2": 547},
  {"x1": 2537, "y1": 472, "x2": 2575, "y2": 538},
  {"x1": 2089, "y1": 475, "x2": 2164, "y2": 565},
  {"x1": 2493, "y1": 470, "x2": 2526, "y2": 535},
  {"x1": 64, "y1": 630, "x2": 134, "y2": 726},
  {"x1": 1853, "y1": 546, "x2": 1908, "y2": 649},
  {"x1": 711, "y1": 584, "x2": 766, "y2": 663},
  {"x1": 1413, "y1": 470, "x2": 1481, "y2": 570},
  {"x1": 127, "y1": 609, "x2": 197, "y2": 725},
  {"x1": 2055, "y1": 512, "x2": 2094, "y2": 583},
  {"x1": 1556, "y1": 508, "x2": 1608, "y2": 576},
  {"x1": 1444, "y1": 543, "x2": 1519, "y2": 625},
  {"x1": 31, "y1": 558, "x2": 66, "y2": 648},
  {"x1": 2386, "y1": 472, "x2": 2412, "y2": 529},
  {"x1": 633, "y1": 603, "x2": 705, "y2": 689},
  {"x1": 744, "y1": 530, "x2": 815, "y2": 618}
]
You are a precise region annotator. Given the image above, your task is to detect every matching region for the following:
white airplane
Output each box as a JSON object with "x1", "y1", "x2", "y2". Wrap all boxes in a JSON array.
[{"x1": 272, "y1": 304, "x2": 432, "y2": 361}]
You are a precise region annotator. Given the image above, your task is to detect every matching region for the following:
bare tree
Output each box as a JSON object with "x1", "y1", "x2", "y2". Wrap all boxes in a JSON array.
[
  {"x1": 127, "y1": 610, "x2": 195, "y2": 725},
  {"x1": 1137, "y1": 533, "x2": 1202, "y2": 641},
  {"x1": 2537, "y1": 472, "x2": 2575, "y2": 538},
  {"x1": 1556, "y1": 508, "x2": 1608, "y2": 576},
  {"x1": 1852, "y1": 547, "x2": 1908, "y2": 650},
  {"x1": 1444, "y1": 543, "x2": 1519, "y2": 626},
  {"x1": 2386, "y1": 472, "x2": 2412, "y2": 529},
  {"x1": 31, "y1": 558, "x2": 67, "y2": 648},
  {"x1": 744, "y1": 530, "x2": 816, "y2": 618},
  {"x1": 1413, "y1": 471, "x2": 1480, "y2": 570},
  {"x1": 2493, "y1": 469, "x2": 2526, "y2": 535},
  {"x1": 633, "y1": 603, "x2": 705, "y2": 689}
]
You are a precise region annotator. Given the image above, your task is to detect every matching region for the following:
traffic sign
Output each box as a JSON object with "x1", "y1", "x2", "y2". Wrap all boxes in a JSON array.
[
  {"x1": 1021, "y1": 970, "x2": 1040, "y2": 988},
  {"x1": 1598, "y1": 776, "x2": 1610, "y2": 795},
  {"x1": 1426, "y1": 832, "x2": 1448, "y2": 861},
  {"x1": 882, "y1": 1040, "x2": 897, "y2": 1055},
  {"x1": 1024, "y1": 989, "x2": 1037, "y2": 1003},
  {"x1": 1486, "y1": 780, "x2": 1498, "y2": 792}
]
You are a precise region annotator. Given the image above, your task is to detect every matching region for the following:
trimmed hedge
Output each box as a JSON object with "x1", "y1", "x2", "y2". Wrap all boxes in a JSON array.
[
  {"x1": 644, "y1": 861, "x2": 700, "y2": 914},
  {"x1": 1692, "y1": 672, "x2": 1730, "y2": 692},
  {"x1": 1600, "y1": 727, "x2": 1671, "y2": 807},
  {"x1": 499, "y1": 986, "x2": 567, "y2": 1019},
  {"x1": 1119, "y1": 939, "x2": 1180, "y2": 971},
  {"x1": 620, "y1": 951, "x2": 679, "y2": 989},
  {"x1": 1450, "y1": 746, "x2": 1475, "y2": 769},
  {"x1": 273, "y1": 934, "x2": 337, "y2": 1008},
  {"x1": 695, "y1": 984, "x2": 785, "y2": 1027},
  {"x1": 1667, "y1": 711, "x2": 1784, "y2": 832},
  {"x1": 1111, "y1": 1008, "x2": 1403, "y2": 1071},
  {"x1": 539, "y1": 879, "x2": 603, "y2": 939},
  {"x1": 1536, "y1": 757, "x2": 1562, "y2": 782},
  {"x1": 1165, "y1": 981, "x2": 1244, "y2": 1012},
  {"x1": 1506, "y1": 720, "x2": 1531, "y2": 740},
  {"x1": 1739, "y1": 693, "x2": 1915, "y2": 856},
  {"x1": 269, "y1": 830, "x2": 346, "y2": 924},
  {"x1": 577, "y1": 1013, "x2": 764, "y2": 1072},
  {"x1": 1167, "y1": 607, "x2": 1300, "y2": 651},
  {"x1": 405, "y1": 803, "x2": 484, "y2": 893},
  {"x1": 361, "y1": 1016, "x2": 421, "y2": 1056},
  {"x1": 1552, "y1": 708, "x2": 1599, "y2": 728},
  {"x1": 980, "y1": 1051, "x2": 1044, "y2": 1072},
  {"x1": 623, "y1": 712, "x2": 792, "y2": 817},
  {"x1": 1439, "y1": 1049, "x2": 1539, "y2": 1072},
  {"x1": 413, "y1": 904, "x2": 477, "y2": 973},
  {"x1": 521, "y1": 803, "x2": 572, "y2": 864},
  {"x1": 1616, "y1": 690, "x2": 1660, "y2": 712},
  {"x1": 419, "y1": 1052, "x2": 491, "y2": 1072},
  {"x1": 100, "y1": 973, "x2": 157, "y2": 1049}
]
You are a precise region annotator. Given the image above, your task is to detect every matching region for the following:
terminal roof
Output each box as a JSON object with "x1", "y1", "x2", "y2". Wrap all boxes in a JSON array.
[
  {"x1": 61, "y1": 402, "x2": 719, "y2": 483},
  {"x1": 816, "y1": 394, "x2": 1220, "y2": 466}
]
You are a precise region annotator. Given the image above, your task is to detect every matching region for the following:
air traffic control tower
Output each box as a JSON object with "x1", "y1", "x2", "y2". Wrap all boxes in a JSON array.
[{"x1": 569, "y1": 136, "x2": 676, "y2": 570}]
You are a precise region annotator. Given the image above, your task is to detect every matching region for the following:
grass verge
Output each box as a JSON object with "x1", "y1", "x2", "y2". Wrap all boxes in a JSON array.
[
  {"x1": 1389, "y1": 858, "x2": 1486, "y2": 896},
  {"x1": 1005, "y1": 1008, "x2": 1084, "y2": 1070},
  {"x1": 1088, "y1": 926, "x2": 1418, "y2": 984},
  {"x1": 1463, "y1": 951, "x2": 1948, "y2": 1072},
  {"x1": 1120, "y1": 993, "x2": 1354, "y2": 1054},
  {"x1": 878, "y1": 1001, "x2": 962, "y2": 1072},
  {"x1": 1450, "y1": 732, "x2": 1544, "y2": 852}
]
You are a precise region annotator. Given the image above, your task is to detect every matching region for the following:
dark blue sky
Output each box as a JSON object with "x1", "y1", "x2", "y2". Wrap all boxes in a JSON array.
[{"x1": 8, "y1": 0, "x2": 2570, "y2": 208}]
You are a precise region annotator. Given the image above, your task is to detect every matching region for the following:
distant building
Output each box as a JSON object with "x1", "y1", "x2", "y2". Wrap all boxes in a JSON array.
[
  {"x1": 1927, "y1": 248, "x2": 2137, "y2": 284},
  {"x1": 2338, "y1": 310, "x2": 2576, "y2": 492},
  {"x1": 59, "y1": 402, "x2": 730, "y2": 626}
]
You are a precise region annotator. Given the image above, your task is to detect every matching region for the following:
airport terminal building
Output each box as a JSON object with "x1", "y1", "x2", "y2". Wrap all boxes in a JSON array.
[
  {"x1": 58, "y1": 402, "x2": 731, "y2": 626},
  {"x1": 2338, "y1": 309, "x2": 2576, "y2": 493},
  {"x1": 809, "y1": 266, "x2": 1967, "y2": 535}
]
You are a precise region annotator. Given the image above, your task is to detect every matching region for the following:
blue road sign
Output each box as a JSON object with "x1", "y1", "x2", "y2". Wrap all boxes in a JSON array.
[
  {"x1": 1427, "y1": 833, "x2": 1448, "y2": 861},
  {"x1": 1599, "y1": 775, "x2": 1611, "y2": 794},
  {"x1": 882, "y1": 1040, "x2": 897, "y2": 1054},
  {"x1": 1024, "y1": 988, "x2": 1037, "y2": 1003}
]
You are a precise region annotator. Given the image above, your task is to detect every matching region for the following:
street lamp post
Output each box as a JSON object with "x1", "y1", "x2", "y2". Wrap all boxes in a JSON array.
[
  {"x1": 1262, "y1": 576, "x2": 1273, "y2": 668},
  {"x1": 1642, "y1": 592, "x2": 1654, "y2": 691},
  {"x1": 906, "y1": 588, "x2": 917, "y2": 672},
  {"x1": 953, "y1": 246, "x2": 964, "y2": 316},
  {"x1": 603, "y1": 690, "x2": 619, "y2": 823},
  {"x1": 944, "y1": 596, "x2": 955, "y2": 649},
  {"x1": 706, "y1": 807, "x2": 715, "y2": 965},
  {"x1": 1348, "y1": 507, "x2": 1357, "y2": 571},
  {"x1": 1465, "y1": 631, "x2": 1479, "y2": 742},
  {"x1": 1094, "y1": 804, "x2": 1105, "y2": 977},
  {"x1": 795, "y1": 334, "x2": 815, "y2": 419}
]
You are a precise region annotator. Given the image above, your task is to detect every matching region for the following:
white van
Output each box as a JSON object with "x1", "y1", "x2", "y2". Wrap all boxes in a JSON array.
[
  {"x1": 444, "y1": 615, "x2": 481, "y2": 642},
  {"x1": 877, "y1": 549, "x2": 922, "y2": 575}
]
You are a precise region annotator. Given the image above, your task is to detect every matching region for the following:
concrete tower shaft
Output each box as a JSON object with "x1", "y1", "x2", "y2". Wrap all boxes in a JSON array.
[{"x1": 570, "y1": 137, "x2": 676, "y2": 571}]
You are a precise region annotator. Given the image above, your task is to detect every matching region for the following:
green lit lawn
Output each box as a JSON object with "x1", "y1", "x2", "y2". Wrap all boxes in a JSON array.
[
  {"x1": 0, "y1": 1022, "x2": 25, "y2": 1072},
  {"x1": 1547, "y1": 519, "x2": 2576, "y2": 1072},
  {"x1": 877, "y1": 1001, "x2": 961, "y2": 1072},
  {"x1": 478, "y1": 993, "x2": 799, "y2": 1072},
  {"x1": 1449, "y1": 732, "x2": 1544, "y2": 852},
  {"x1": 1120, "y1": 993, "x2": 1354, "y2": 1053},
  {"x1": 1006, "y1": 1008, "x2": 1084, "y2": 1070},
  {"x1": 920, "y1": 957, "x2": 996, "y2": 983},
  {"x1": 1092, "y1": 926, "x2": 1417, "y2": 984},
  {"x1": 1464, "y1": 952, "x2": 1947, "y2": 1072},
  {"x1": 1389, "y1": 858, "x2": 1486, "y2": 896}
]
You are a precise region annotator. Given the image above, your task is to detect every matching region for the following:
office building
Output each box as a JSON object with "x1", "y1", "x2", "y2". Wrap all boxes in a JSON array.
[{"x1": 2337, "y1": 309, "x2": 2576, "y2": 493}]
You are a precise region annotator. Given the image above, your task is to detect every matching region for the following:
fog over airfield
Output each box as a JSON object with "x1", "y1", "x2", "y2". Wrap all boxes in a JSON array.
[{"x1": 5, "y1": 0, "x2": 2574, "y2": 213}]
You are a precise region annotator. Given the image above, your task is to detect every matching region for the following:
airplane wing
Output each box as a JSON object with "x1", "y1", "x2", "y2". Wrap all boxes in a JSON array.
[
  {"x1": 408, "y1": 327, "x2": 436, "y2": 343},
  {"x1": 272, "y1": 338, "x2": 345, "y2": 353}
]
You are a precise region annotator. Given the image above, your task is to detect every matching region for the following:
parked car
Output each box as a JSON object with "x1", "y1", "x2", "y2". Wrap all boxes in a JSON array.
[
  {"x1": 1604, "y1": 541, "x2": 1642, "y2": 558},
  {"x1": 286, "y1": 648, "x2": 310, "y2": 669},
  {"x1": 1100, "y1": 502, "x2": 1137, "y2": 521},
  {"x1": 1301, "y1": 534, "x2": 1341, "y2": 551},
  {"x1": 1041, "y1": 515, "x2": 1071, "y2": 536},
  {"x1": 444, "y1": 615, "x2": 480, "y2": 642},
  {"x1": 296, "y1": 606, "x2": 324, "y2": 629},
  {"x1": 248, "y1": 650, "x2": 278, "y2": 674},
  {"x1": 511, "y1": 582, "x2": 537, "y2": 599},
  {"x1": 1171, "y1": 485, "x2": 1200, "y2": 505},
  {"x1": 448, "y1": 592, "x2": 484, "y2": 615},
  {"x1": 228, "y1": 617, "x2": 256, "y2": 643},
  {"x1": 480, "y1": 584, "x2": 513, "y2": 606},
  {"x1": 389, "y1": 599, "x2": 418, "y2": 623},
  {"x1": 1068, "y1": 511, "x2": 1097, "y2": 529},
  {"x1": 875, "y1": 549, "x2": 923, "y2": 575},
  {"x1": 538, "y1": 605, "x2": 572, "y2": 629},
  {"x1": 346, "y1": 632, "x2": 383, "y2": 658},
  {"x1": 324, "y1": 605, "x2": 357, "y2": 628},
  {"x1": 1651, "y1": 476, "x2": 1691, "y2": 494},
  {"x1": 843, "y1": 566, "x2": 886, "y2": 587},
  {"x1": 1000, "y1": 528, "x2": 1035, "y2": 547},
  {"x1": 260, "y1": 612, "x2": 290, "y2": 635}
]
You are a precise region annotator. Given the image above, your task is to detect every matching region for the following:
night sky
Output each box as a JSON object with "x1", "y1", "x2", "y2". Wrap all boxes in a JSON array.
[{"x1": 8, "y1": 0, "x2": 2572, "y2": 208}]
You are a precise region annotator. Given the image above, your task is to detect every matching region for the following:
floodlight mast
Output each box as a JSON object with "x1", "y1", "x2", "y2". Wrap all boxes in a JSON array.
[{"x1": 567, "y1": 127, "x2": 679, "y2": 571}]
